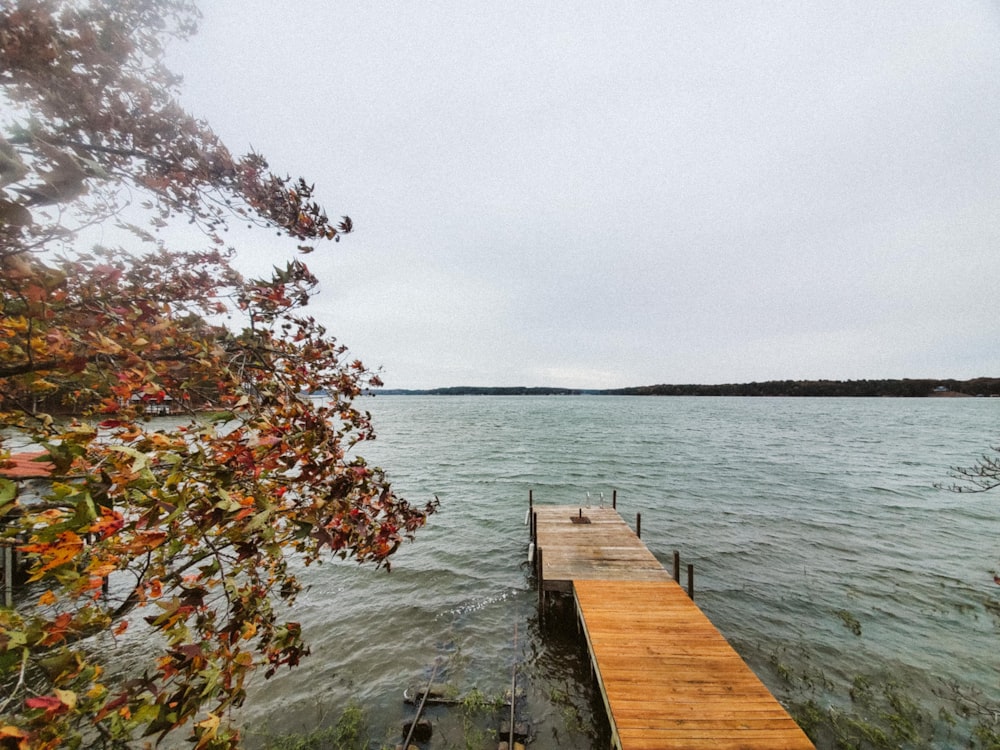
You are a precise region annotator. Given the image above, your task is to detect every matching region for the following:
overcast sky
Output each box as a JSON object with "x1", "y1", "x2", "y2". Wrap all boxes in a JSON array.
[{"x1": 168, "y1": 2, "x2": 1000, "y2": 389}]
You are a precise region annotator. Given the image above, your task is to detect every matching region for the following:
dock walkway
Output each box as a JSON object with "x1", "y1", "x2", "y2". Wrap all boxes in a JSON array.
[{"x1": 530, "y1": 502, "x2": 813, "y2": 750}]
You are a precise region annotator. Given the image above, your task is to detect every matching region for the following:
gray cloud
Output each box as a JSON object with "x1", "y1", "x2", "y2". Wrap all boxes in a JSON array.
[{"x1": 170, "y1": 1, "x2": 1000, "y2": 388}]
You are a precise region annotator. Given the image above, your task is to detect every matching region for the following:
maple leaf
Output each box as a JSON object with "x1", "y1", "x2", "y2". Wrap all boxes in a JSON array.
[
  {"x1": 194, "y1": 712, "x2": 221, "y2": 749},
  {"x1": 24, "y1": 694, "x2": 71, "y2": 718}
]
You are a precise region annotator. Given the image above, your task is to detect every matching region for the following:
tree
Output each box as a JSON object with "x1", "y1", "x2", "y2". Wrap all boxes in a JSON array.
[
  {"x1": 946, "y1": 450, "x2": 1000, "y2": 494},
  {"x1": 0, "y1": 2, "x2": 437, "y2": 747}
]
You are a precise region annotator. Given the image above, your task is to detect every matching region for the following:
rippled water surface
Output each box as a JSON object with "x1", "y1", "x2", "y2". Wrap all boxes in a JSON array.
[{"x1": 227, "y1": 396, "x2": 998, "y2": 747}]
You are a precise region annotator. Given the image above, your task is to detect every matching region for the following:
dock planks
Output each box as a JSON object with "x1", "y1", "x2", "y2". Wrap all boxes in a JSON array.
[
  {"x1": 533, "y1": 505, "x2": 671, "y2": 592},
  {"x1": 533, "y1": 505, "x2": 814, "y2": 750}
]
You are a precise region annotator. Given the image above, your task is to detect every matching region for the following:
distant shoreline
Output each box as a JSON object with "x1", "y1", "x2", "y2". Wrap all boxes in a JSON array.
[{"x1": 370, "y1": 378, "x2": 1000, "y2": 398}]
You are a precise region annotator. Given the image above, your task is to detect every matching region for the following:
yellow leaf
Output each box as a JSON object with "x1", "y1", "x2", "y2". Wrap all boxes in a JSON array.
[
  {"x1": 38, "y1": 590, "x2": 57, "y2": 606},
  {"x1": 195, "y1": 712, "x2": 221, "y2": 747},
  {"x1": 240, "y1": 621, "x2": 257, "y2": 641},
  {"x1": 53, "y1": 688, "x2": 77, "y2": 710}
]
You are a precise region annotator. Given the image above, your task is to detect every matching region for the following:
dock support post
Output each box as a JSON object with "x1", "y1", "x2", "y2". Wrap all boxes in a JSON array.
[
  {"x1": 612, "y1": 489, "x2": 617, "y2": 509},
  {"x1": 536, "y1": 547, "x2": 545, "y2": 614},
  {"x1": 636, "y1": 513, "x2": 641, "y2": 539},
  {"x1": 3, "y1": 543, "x2": 12, "y2": 609},
  {"x1": 532, "y1": 511, "x2": 537, "y2": 545},
  {"x1": 673, "y1": 550, "x2": 680, "y2": 583},
  {"x1": 687, "y1": 564, "x2": 694, "y2": 599}
]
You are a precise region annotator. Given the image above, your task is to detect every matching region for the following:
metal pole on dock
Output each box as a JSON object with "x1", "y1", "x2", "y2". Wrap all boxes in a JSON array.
[
  {"x1": 673, "y1": 551, "x2": 680, "y2": 583},
  {"x1": 687, "y1": 564, "x2": 694, "y2": 600},
  {"x1": 636, "y1": 513, "x2": 642, "y2": 539},
  {"x1": 612, "y1": 489, "x2": 617, "y2": 509}
]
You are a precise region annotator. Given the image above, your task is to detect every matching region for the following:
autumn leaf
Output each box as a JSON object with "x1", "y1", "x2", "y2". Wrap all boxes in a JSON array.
[
  {"x1": 25, "y1": 692, "x2": 72, "y2": 718},
  {"x1": 53, "y1": 689, "x2": 77, "y2": 711},
  {"x1": 0, "y1": 724, "x2": 31, "y2": 750},
  {"x1": 21, "y1": 531, "x2": 85, "y2": 577},
  {"x1": 194, "y1": 711, "x2": 220, "y2": 745}
]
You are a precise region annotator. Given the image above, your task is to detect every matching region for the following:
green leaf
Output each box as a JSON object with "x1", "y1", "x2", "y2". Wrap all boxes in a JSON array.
[
  {"x1": 0, "y1": 646, "x2": 27, "y2": 672},
  {"x1": 70, "y1": 493, "x2": 98, "y2": 527},
  {"x1": 244, "y1": 509, "x2": 272, "y2": 531},
  {"x1": 109, "y1": 445, "x2": 149, "y2": 472},
  {"x1": 0, "y1": 478, "x2": 17, "y2": 505}
]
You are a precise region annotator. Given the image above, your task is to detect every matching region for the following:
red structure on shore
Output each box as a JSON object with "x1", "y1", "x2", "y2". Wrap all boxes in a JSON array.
[{"x1": 0, "y1": 451, "x2": 55, "y2": 479}]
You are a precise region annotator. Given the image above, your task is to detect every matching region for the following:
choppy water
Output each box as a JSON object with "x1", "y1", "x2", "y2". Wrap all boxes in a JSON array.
[{"x1": 211, "y1": 396, "x2": 998, "y2": 747}]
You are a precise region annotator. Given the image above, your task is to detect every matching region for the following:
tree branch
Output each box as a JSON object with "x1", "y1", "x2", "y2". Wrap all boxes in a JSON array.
[{"x1": 5, "y1": 133, "x2": 176, "y2": 171}]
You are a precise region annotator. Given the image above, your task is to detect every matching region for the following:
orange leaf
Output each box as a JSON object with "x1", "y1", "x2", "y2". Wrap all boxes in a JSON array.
[{"x1": 0, "y1": 724, "x2": 31, "y2": 750}]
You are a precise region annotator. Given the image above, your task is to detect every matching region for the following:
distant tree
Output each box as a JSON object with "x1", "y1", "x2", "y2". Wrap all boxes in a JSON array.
[{"x1": 0, "y1": 2, "x2": 436, "y2": 747}]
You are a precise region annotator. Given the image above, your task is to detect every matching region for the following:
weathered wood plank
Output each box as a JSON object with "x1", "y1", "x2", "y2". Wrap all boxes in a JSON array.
[{"x1": 534, "y1": 505, "x2": 670, "y2": 591}]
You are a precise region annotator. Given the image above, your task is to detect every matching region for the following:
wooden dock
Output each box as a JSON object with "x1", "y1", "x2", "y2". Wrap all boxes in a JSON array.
[
  {"x1": 532, "y1": 505, "x2": 672, "y2": 594},
  {"x1": 530, "y1": 501, "x2": 814, "y2": 750}
]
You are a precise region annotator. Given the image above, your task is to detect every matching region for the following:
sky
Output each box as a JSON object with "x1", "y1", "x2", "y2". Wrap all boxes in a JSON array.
[{"x1": 166, "y1": 1, "x2": 1000, "y2": 390}]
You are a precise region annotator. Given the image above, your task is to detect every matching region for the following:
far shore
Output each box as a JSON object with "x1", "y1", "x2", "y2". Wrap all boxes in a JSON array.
[{"x1": 369, "y1": 377, "x2": 1000, "y2": 399}]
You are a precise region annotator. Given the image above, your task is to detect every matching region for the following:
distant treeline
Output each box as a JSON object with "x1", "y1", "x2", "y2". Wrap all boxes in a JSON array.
[
  {"x1": 602, "y1": 378, "x2": 1000, "y2": 397},
  {"x1": 375, "y1": 386, "x2": 585, "y2": 396},
  {"x1": 373, "y1": 378, "x2": 1000, "y2": 398}
]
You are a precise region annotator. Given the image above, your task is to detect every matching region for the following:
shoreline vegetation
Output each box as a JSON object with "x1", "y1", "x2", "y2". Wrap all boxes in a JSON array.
[{"x1": 372, "y1": 377, "x2": 1000, "y2": 398}]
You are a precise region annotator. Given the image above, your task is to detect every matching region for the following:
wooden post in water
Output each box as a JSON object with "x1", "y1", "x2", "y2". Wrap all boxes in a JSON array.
[
  {"x1": 3, "y1": 542, "x2": 12, "y2": 609},
  {"x1": 532, "y1": 511, "x2": 537, "y2": 545},
  {"x1": 536, "y1": 547, "x2": 545, "y2": 613},
  {"x1": 612, "y1": 489, "x2": 617, "y2": 509},
  {"x1": 673, "y1": 550, "x2": 680, "y2": 583},
  {"x1": 687, "y1": 564, "x2": 694, "y2": 600},
  {"x1": 636, "y1": 513, "x2": 642, "y2": 539}
]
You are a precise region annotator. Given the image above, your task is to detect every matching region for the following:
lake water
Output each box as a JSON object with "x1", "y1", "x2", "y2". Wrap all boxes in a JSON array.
[{"x1": 217, "y1": 396, "x2": 998, "y2": 747}]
